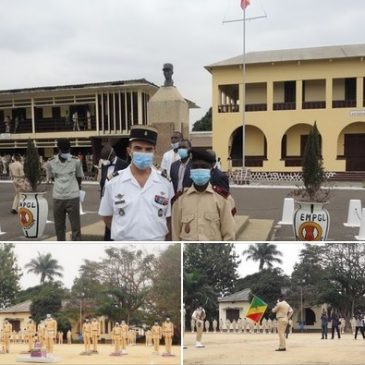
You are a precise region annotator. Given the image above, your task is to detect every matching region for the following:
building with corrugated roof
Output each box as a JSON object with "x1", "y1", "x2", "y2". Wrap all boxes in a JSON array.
[{"x1": 206, "y1": 44, "x2": 365, "y2": 173}]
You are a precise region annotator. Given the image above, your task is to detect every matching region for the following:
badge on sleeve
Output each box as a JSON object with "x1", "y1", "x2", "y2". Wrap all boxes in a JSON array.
[
  {"x1": 118, "y1": 208, "x2": 125, "y2": 216},
  {"x1": 158, "y1": 208, "x2": 164, "y2": 217}
]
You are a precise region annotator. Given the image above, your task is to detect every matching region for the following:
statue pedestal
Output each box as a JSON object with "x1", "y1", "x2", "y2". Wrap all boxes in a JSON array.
[{"x1": 148, "y1": 86, "x2": 189, "y2": 164}]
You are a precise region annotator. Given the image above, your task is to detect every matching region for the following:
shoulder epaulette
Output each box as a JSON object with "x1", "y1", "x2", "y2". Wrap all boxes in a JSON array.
[
  {"x1": 159, "y1": 169, "x2": 171, "y2": 182},
  {"x1": 213, "y1": 185, "x2": 229, "y2": 199}
]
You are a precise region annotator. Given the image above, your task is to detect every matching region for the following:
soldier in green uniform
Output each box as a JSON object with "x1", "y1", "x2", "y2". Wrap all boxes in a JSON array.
[{"x1": 47, "y1": 138, "x2": 84, "y2": 240}]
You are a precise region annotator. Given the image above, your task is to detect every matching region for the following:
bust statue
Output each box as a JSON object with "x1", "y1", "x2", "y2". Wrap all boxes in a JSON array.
[{"x1": 162, "y1": 63, "x2": 174, "y2": 87}]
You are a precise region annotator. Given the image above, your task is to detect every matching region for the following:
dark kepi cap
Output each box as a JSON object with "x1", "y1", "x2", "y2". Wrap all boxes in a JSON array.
[
  {"x1": 129, "y1": 125, "x2": 158, "y2": 145},
  {"x1": 191, "y1": 148, "x2": 216, "y2": 164},
  {"x1": 57, "y1": 138, "x2": 71, "y2": 152}
]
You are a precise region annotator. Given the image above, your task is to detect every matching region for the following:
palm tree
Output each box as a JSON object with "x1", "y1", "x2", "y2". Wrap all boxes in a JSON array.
[
  {"x1": 25, "y1": 252, "x2": 63, "y2": 283},
  {"x1": 242, "y1": 243, "x2": 283, "y2": 271}
]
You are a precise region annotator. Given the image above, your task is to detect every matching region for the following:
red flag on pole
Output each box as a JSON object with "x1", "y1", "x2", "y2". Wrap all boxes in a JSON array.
[{"x1": 241, "y1": 0, "x2": 250, "y2": 9}]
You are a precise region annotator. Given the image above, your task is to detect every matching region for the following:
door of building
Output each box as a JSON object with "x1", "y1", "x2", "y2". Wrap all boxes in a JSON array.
[
  {"x1": 345, "y1": 134, "x2": 365, "y2": 171},
  {"x1": 226, "y1": 308, "x2": 240, "y2": 322}
]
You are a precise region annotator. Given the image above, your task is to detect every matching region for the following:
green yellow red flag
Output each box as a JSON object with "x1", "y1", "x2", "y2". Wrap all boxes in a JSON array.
[{"x1": 245, "y1": 295, "x2": 268, "y2": 323}]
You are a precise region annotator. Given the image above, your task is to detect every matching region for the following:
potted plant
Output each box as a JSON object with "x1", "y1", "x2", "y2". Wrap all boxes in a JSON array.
[
  {"x1": 292, "y1": 122, "x2": 330, "y2": 241},
  {"x1": 18, "y1": 139, "x2": 48, "y2": 238}
]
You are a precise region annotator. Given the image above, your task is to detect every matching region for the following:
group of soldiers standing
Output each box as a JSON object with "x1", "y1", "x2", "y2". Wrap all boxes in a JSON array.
[{"x1": 108, "y1": 317, "x2": 175, "y2": 356}]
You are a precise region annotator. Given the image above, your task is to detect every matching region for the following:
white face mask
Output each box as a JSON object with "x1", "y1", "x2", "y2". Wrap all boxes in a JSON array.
[{"x1": 60, "y1": 153, "x2": 71, "y2": 161}]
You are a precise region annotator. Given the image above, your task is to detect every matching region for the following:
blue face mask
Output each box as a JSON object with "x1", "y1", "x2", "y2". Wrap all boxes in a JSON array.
[
  {"x1": 190, "y1": 168, "x2": 211, "y2": 186},
  {"x1": 60, "y1": 153, "x2": 71, "y2": 160},
  {"x1": 177, "y1": 148, "x2": 189, "y2": 159},
  {"x1": 132, "y1": 151, "x2": 154, "y2": 170},
  {"x1": 171, "y1": 142, "x2": 180, "y2": 150}
]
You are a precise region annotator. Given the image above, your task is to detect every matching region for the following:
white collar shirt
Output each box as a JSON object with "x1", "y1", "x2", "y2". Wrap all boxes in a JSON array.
[
  {"x1": 98, "y1": 166, "x2": 174, "y2": 241},
  {"x1": 160, "y1": 149, "x2": 180, "y2": 177}
]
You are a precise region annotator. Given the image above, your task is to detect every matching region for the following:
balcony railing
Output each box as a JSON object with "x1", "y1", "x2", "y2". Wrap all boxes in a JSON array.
[
  {"x1": 245, "y1": 103, "x2": 267, "y2": 112},
  {"x1": 332, "y1": 99, "x2": 356, "y2": 108},
  {"x1": 302, "y1": 101, "x2": 326, "y2": 109},
  {"x1": 273, "y1": 102, "x2": 296, "y2": 110},
  {"x1": 34, "y1": 118, "x2": 96, "y2": 133},
  {"x1": 218, "y1": 104, "x2": 239, "y2": 113}
]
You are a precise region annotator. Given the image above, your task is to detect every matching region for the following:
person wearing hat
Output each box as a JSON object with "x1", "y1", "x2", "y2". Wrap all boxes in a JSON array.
[
  {"x1": 98, "y1": 125, "x2": 174, "y2": 241},
  {"x1": 99, "y1": 144, "x2": 128, "y2": 240},
  {"x1": 82, "y1": 319, "x2": 92, "y2": 353},
  {"x1": 47, "y1": 138, "x2": 84, "y2": 241},
  {"x1": 44, "y1": 314, "x2": 57, "y2": 354},
  {"x1": 25, "y1": 318, "x2": 36, "y2": 352},
  {"x1": 111, "y1": 322, "x2": 122, "y2": 354},
  {"x1": 272, "y1": 295, "x2": 293, "y2": 351},
  {"x1": 151, "y1": 321, "x2": 162, "y2": 353},
  {"x1": 3, "y1": 319, "x2": 12, "y2": 353},
  {"x1": 171, "y1": 148, "x2": 236, "y2": 241},
  {"x1": 90, "y1": 318, "x2": 100, "y2": 353},
  {"x1": 161, "y1": 316, "x2": 174, "y2": 356},
  {"x1": 160, "y1": 131, "x2": 183, "y2": 179}
]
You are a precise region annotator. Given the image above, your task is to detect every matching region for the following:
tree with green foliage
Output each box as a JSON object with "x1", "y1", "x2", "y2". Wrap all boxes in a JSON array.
[
  {"x1": 184, "y1": 243, "x2": 240, "y2": 328},
  {"x1": 29, "y1": 282, "x2": 67, "y2": 324},
  {"x1": 192, "y1": 108, "x2": 212, "y2": 131},
  {"x1": 24, "y1": 139, "x2": 42, "y2": 191},
  {"x1": 301, "y1": 121, "x2": 326, "y2": 201},
  {"x1": 25, "y1": 252, "x2": 63, "y2": 284},
  {"x1": 235, "y1": 268, "x2": 291, "y2": 315},
  {"x1": 0, "y1": 244, "x2": 22, "y2": 309},
  {"x1": 242, "y1": 243, "x2": 283, "y2": 271}
]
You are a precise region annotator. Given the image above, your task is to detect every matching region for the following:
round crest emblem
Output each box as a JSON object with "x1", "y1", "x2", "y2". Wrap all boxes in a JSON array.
[
  {"x1": 298, "y1": 221, "x2": 323, "y2": 241},
  {"x1": 18, "y1": 207, "x2": 35, "y2": 229}
]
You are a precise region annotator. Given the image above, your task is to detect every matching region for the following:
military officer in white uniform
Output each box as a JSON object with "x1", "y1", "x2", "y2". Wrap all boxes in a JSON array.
[
  {"x1": 99, "y1": 126, "x2": 174, "y2": 241},
  {"x1": 47, "y1": 138, "x2": 84, "y2": 240}
]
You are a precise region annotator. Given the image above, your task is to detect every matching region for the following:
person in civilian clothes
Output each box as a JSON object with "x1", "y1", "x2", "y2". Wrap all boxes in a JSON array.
[
  {"x1": 330, "y1": 310, "x2": 341, "y2": 339},
  {"x1": 160, "y1": 131, "x2": 183, "y2": 178},
  {"x1": 320, "y1": 310, "x2": 329, "y2": 339},
  {"x1": 99, "y1": 144, "x2": 128, "y2": 240}
]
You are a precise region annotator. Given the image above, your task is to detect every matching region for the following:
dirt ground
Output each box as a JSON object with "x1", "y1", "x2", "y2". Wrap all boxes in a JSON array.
[
  {"x1": 184, "y1": 332, "x2": 365, "y2": 365},
  {"x1": 0, "y1": 343, "x2": 180, "y2": 364}
]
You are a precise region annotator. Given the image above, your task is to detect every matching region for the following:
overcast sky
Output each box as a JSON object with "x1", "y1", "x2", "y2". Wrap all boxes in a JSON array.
[
  {"x1": 0, "y1": 0, "x2": 364, "y2": 125},
  {"x1": 236, "y1": 243, "x2": 306, "y2": 278},
  {"x1": 13, "y1": 243, "x2": 173, "y2": 290}
]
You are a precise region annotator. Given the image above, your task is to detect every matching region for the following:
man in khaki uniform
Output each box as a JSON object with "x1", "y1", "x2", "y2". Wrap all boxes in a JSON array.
[
  {"x1": 9, "y1": 154, "x2": 25, "y2": 214},
  {"x1": 66, "y1": 329, "x2": 72, "y2": 344},
  {"x1": 47, "y1": 138, "x2": 84, "y2": 241},
  {"x1": 90, "y1": 318, "x2": 100, "y2": 353},
  {"x1": 272, "y1": 295, "x2": 293, "y2": 351},
  {"x1": 25, "y1": 319, "x2": 36, "y2": 351},
  {"x1": 192, "y1": 306, "x2": 206, "y2": 348},
  {"x1": 3, "y1": 320, "x2": 12, "y2": 353},
  {"x1": 37, "y1": 321, "x2": 45, "y2": 347},
  {"x1": 162, "y1": 317, "x2": 174, "y2": 355},
  {"x1": 151, "y1": 322, "x2": 162, "y2": 353},
  {"x1": 44, "y1": 314, "x2": 57, "y2": 354},
  {"x1": 172, "y1": 149, "x2": 235, "y2": 241},
  {"x1": 82, "y1": 319, "x2": 91, "y2": 353},
  {"x1": 120, "y1": 320, "x2": 129, "y2": 354},
  {"x1": 111, "y1": 322, "x2": 122, "y2": 353}
]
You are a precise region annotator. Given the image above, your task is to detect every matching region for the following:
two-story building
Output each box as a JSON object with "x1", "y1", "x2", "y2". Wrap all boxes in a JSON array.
[{"x1": 206, "y1": 44, "x2": 365, "y2": 173}]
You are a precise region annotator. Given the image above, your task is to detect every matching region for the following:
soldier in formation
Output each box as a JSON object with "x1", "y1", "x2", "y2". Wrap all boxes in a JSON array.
[
  {"x1": 192, "y1": 306, "x2": 206, "y2": 348},
  {"x1": 82, "y1": 319, "x2": 91, "y2": 353},
  {"x1": 151, "y1": 321, "x2": 162, "y2": 353},
  {"x1": 25, "y1": 319, "x2": 36, "y2": 352},
  {"x1": 90, "y1": 318, "x2": 100, "y2": 353},
  {"x1": 3, "y1": 320, "x2": 12, "y2": 353},
  {"x1": 162, "y1": 316, "x2": 174, "y2": 356},
  {"x1": 44, "y1": 314, "x2": 57, "y2": 354}
]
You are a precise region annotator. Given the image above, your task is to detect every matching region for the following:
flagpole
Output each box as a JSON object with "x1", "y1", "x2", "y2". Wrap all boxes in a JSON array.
[{"x1": 242, "y1": 4, "x2": 246, "y2": 168}]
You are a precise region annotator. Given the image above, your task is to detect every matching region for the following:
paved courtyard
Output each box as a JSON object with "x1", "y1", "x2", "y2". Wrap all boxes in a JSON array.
[
  {"x1": 0, "y1": 343, "x2": 180, "y2": 364},
  {"x1": 1, "y1": 181, "x2": 365, "y2": 241},
  {"x1": 184, "y1": 332, "x2": 365, "y2": 365}
]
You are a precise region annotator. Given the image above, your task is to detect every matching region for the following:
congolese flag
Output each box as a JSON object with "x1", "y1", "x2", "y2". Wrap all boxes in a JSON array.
[
  {"x1": 241, "y1": 0, "x2": 251, "y2": 9},
  {"x1": 245, "y1": 295, "x2": 268, "y2": 323}
]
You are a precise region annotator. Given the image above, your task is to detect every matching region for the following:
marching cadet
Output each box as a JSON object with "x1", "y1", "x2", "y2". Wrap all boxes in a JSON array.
[
  {"x1": 162, "y1": 316, "x2": 174, "y2": 355},
  {"x1": 272, "y1": 295, "x2": 293, "y2": 352},
  {"x1": 172, "y1": 149, "x2": 236, "y2": 241},
  {"x1": 191, "y1": 318, "x2": 195, "y2": 333},
  {"x1": 219, "y1": 319, "x2": 223, "y2": 333},
  {"x1": 151, "y1": 321, "x2": 162, "y2": 353},
  {"x1": 226, "y1": 319, "x2": 231, "y2": 333},
  {"x1": 237, "y1": 318, "x2": 242, "y2": 333},
  {"x1": 232, "y1": 319, "x2": 237, "y2": 333},
  {"x1": 213, "y1": 319, "x2": 218, "y2": 333},
  {"x1": 99, "y1": 126, "x2": 174, "y2": 241},
  {"x1": 58, "y1": 331, "x2": 63, "y2": 344},
  {"x1": 25, "y1": 319, "x2": 36, "y2": 351},
  {"x1": 90, "y1": 318, "x2": 100, "y2": 353},
  {"x1": 192, "y1": 306, "x2": 206, "y2": 348},
  {"x1": 205, "y1": 319, "x2": 210, "y2": 333},
  {"x1": 111, "y1": 322, "x2": 122, "y2": 353},
  {"x1": 3, "y1": 319, "x2": 12, "y2": 353},
  {"x1": 262, "y1": 318, "x2": 268, "y2": 334},
  {"x1": 82, "y1": 319, "x2": 91, "y2": 353},
  {"x1": 145, "y1": 330, "x2": 152, "y2": 347},
  {"x1": 44, "y1": 314, "x2": 57, "y2": 354},
  {"x1": 120, "y1": 320, "x2": 129, "y2": 354},
  {"x1": 267, "y1": 318, "x2": 273, "y2": 333},
  {"x1": 47, "y1": 138, "x2": 84, "y2": 241}
]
